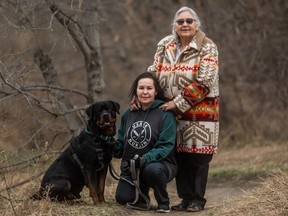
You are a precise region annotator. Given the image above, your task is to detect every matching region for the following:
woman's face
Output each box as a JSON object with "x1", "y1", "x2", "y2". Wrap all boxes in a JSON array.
[
  {"x1": 175, "y1": 11, "x2": 198, "y2": 41},
  {"x1": 137, "y1": 78, "x2": 157, "y2": 109}
]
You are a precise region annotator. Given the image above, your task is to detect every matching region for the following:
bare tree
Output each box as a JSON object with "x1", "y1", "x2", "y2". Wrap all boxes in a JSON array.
[
  {"x1": 0, "y1": 0, "x2": 108, "y2": 195},
  {"x1": 45, "y1": 0, "x2": 105, "y2": 103},
  {"x1": 0, "y1": 0, "x2": 105, "y2": 151}
]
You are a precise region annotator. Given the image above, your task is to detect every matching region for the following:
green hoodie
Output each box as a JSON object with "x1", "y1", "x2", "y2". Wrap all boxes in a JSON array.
[{"x1": 114, "y1": 100, "x2": 177, "y2": 177}]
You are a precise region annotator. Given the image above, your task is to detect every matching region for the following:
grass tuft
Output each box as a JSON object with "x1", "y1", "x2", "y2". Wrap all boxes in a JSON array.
[{"x1": 206, "y1": 171, "x2": 288, "y2": 216}]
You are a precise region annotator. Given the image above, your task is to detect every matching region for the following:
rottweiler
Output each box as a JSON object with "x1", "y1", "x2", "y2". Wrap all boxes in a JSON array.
[{"x1": 32, "y1": 100, "x2": 120, "y2": 204}]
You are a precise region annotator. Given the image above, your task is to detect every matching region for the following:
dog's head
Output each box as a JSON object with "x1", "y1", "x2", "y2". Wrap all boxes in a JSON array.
[{"x1": 86, "y1": 100, "x2": 120, "y2": 136}]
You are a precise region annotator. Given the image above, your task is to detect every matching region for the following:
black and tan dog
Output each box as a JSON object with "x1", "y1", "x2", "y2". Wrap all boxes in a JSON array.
[{"x1": 32, "y1": 100, "x2": 120, "y2": 204}]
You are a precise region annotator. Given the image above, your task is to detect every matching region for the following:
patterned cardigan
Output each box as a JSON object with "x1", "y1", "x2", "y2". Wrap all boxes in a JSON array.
[{"x1": 148, "y1": 29, "x2": 219, "y2": 154}]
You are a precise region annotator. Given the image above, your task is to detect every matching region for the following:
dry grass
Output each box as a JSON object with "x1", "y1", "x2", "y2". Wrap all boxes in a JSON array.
[
  {"x1": 0, "y1": 180, "x2": 129, "y2": 216},
  {"x1": 0, "y1": 142, "x2": 287, "y2": 216},
  {"x1": 210, "y1": 142, "x2": 288, "y2": 179},
  {"x1": 206, "y1": 171, "x2": 288, "y2": 216},
  {"x1": 2, "y1": 171, "x2": 287, "y2": 216}
]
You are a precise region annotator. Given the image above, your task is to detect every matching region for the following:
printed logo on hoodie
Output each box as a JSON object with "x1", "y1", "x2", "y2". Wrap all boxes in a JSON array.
[{"x1": 127, "y1": 121, "x2": 151, "y2": 149}]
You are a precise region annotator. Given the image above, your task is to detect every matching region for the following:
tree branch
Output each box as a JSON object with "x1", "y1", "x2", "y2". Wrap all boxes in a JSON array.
[
  {"x1": 45, "y1": 0, "x2": 104, "y2": 103},
  {"x1": 33, "y1": 49, "x2": 85, "y2": 135},
  {"x1": 45, "y1": 0, "x2": 91, "y2": 58},
  {"x1": 0, "y1": 171, "x2": 45, "y2": 193},
  {"x1": 23, "y1": 85, "x2": 88, "y2": 99}
]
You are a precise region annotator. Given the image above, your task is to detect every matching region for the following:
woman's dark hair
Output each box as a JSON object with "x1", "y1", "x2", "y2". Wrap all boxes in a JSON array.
[{"x1": 129, "y1": 72, "x2": 165, "y2": 101}]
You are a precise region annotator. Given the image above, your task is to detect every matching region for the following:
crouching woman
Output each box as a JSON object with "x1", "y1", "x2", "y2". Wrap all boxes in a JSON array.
[{"x1": 113, "y1": 72, "x2": 177, "y2": 213}]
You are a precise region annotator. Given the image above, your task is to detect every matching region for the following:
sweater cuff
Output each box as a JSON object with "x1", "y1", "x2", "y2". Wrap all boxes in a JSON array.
[
  {"x1": 147, "y1": 65, "x2": 156, "y2": 73},
  {"x1": 173, "y1": 94, "x2": 191, "y2": 113}
]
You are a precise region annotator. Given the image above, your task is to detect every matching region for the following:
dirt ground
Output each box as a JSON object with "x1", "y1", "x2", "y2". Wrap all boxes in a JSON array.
[
  {"x1": 101, "y1": 175, "x2": 261, "y2": 216},
  {"x1": 3, "y1": 144, "x2": 286, "y2": 215},
  {"x1": 0, "y1": 175, "x2": 268, "y2": 216}
]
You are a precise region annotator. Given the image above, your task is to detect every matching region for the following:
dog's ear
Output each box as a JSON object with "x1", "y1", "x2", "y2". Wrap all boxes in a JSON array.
[
  {"x1": 111, "y1": 101, "x2": 120, "y2": 114},
  {"x1": 86, "y1": 104, "x2": 95, "y2": 120}
]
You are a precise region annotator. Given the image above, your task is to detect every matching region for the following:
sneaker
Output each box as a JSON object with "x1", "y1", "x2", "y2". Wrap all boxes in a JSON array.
[
  {"x1": 171, "y1": 200, "x2": 190, "y2": 211},
  {"x1": 157, "y1": 204, "x2": 170, "y2": 213},
  {"x1": 186, "y1": 202, "x2": 203, "y2": 212}
]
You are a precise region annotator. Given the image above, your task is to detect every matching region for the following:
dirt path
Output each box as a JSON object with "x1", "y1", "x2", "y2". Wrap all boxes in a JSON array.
[
  {"x1": 113, "y1": 178, "x2": 261, "y2": 215},
  {"x1": 0, "y1": 168, "x2": 263, "y2": 216}
]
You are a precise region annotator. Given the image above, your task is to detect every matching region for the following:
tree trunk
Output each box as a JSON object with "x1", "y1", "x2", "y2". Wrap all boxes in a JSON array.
[
  {"x1": 83, "y1": 0, "x2": 105, "y2": 103},
  {"x1": 46, "y1": 0, "x2": 104, "y2": 104},
  {"x1": 34, "y1": 50, "x2": 85, "y2": 135}
]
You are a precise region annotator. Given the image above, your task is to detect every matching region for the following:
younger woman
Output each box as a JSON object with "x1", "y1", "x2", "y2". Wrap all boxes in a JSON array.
[{"x1": 114, "y1": 72, "x2": 177, "y2": 213}]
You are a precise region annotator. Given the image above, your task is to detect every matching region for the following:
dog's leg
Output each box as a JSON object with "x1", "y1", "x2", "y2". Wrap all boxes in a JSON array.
[
  {"x1": 40, "y1": 179, "x2": 72, "y2": 201},
  {"x1": 86, "y1": 169, "x2": 101, "y2": 204},
  {"x1": 97, "y1": 166, "x2": 108, "y2": 203}
]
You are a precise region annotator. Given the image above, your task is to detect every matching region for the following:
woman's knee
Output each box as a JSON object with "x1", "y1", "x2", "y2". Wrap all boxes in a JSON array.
[
  {"x1": 115, "y1": 191, "x2": 130, "y2": 205},
  {"x1": 142, "y1": 163, "x2": 168, "y2": 184},
  {"x1": 115, "y1": 180, "x2": 135, "y2": 205}
]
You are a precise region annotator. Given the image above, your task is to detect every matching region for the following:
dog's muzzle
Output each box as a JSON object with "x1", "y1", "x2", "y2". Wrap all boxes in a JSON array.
[{"x1": 98, "y1": 111, "x2": 116, "y2": 136}]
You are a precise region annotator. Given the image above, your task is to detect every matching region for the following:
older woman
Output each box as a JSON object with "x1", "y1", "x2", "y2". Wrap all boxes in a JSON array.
[{"x1": 147, "y1": 6, "x2": 220, "y2": 212}]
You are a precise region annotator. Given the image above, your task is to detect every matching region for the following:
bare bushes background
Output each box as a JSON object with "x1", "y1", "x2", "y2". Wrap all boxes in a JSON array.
[{"x1": 0, "y1": 0, "x2": 287, "y2": 151}]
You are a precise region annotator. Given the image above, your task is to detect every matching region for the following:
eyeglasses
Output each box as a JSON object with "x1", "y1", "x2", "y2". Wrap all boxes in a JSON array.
[{"x1": 176, "y1": 18, "x2": 195, "y2": 25}]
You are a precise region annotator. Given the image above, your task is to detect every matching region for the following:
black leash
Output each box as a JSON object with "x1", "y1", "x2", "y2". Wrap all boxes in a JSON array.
[
  {"x1": 109, "y1": 162, "x2": 120, "y2": 181},
  {"x1": 125, "y1": 155, "x2": 151, "y2": 211},
  {"x1": 72, "y1": 129, "x2": 151, "y2": 210}
]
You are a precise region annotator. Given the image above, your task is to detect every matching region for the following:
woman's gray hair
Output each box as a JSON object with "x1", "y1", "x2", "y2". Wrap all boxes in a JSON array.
[{"x1": 172, "y1": 6, "x2": 201, "y2": 42}]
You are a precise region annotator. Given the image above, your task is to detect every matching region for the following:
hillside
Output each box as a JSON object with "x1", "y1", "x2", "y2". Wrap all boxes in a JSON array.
[
  {"x1": 1, "y1": 0, "x2": 287, "y2": 151},
  {"x1": 0, "y1": 1, "x2": 287, "y2": 215}
]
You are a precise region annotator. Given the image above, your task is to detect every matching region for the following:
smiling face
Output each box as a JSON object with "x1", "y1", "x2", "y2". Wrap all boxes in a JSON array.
[
  {"x1": 175, "y1": 11, "x2": 198, "y2": 42},
  {"x1": 136, "y1": 78, "x2": 157, "y2": 110}
]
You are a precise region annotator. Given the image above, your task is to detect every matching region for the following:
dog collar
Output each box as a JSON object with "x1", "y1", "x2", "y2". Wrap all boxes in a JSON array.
[
  {"x1": 85, "y1": 128, "x2": 113, "y2": 142},
  {"x1": 95, "y1": 134, "x2": 114, "y2": 142}
]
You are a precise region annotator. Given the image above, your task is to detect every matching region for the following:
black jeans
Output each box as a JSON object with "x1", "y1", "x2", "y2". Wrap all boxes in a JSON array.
[
  {"x1": 175, "y1": 152, "x2": 213, "y2": 208},
  {"x1": 115, "y1": 162, "x2": 173, "y2": 206}
]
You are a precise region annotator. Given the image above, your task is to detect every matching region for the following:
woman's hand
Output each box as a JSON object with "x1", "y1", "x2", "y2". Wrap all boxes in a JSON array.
[
  {"x1": 129, "y1": 96, "x2": 141, "y2": 111},
  {"x1": 160, "y1": 100, "x2": 176, "y2": 111}
]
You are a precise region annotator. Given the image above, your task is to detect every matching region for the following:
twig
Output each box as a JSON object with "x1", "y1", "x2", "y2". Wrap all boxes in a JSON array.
[
  {"x1": 0, "y1": 151, "x2": 61, "y2": 174},
  {"x1": 2, "y1": 174, "x2": 17, "y2": 215},
  {"x1": 0, "y1": 121, "x2": 53, "y2": 165},
  {"x1": 23, "y1": 85, "x2": 88, "y2": 99},
  {"x1": 0, "y1": 171, "x2": 45, "y2": 193}
]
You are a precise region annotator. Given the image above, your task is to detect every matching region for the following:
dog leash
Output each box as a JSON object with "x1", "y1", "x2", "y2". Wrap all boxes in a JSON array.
[
  {"x1": 109, "y1": 163, "x2": 120, "y2": 181},
  {"x1": 77, "y1": 128, "x2": 151, "y2": 210},
  {"x1": 125, "y1": 155, "x2": 151, "y2": 211}
]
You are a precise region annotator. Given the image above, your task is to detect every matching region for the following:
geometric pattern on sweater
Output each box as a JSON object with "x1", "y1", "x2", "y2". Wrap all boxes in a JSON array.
[
  {"x1": 181, "y1": 81, "x2": 210, "y2": 106},
  {"x1": 198, "y1": 43, "x2": 219, "y2": 87},
  {"x1": 173, "y1": 94, "x2": 191, "y2": 113},
  {"x1": 179, "y1": 122, "x2": 212, "y2": 144},
  {"x1": 149, "y1": 30, "x2": 219, "y2": 154},
  {"x1": 176, "y1": 121, "x2": 219, "y2": 154},
  {"x1": 177, "y1": 145, "x2": 217, "y2": 154},
  {"x1": 179, "y1": 96, "x2": 219, "y2": 122}
]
